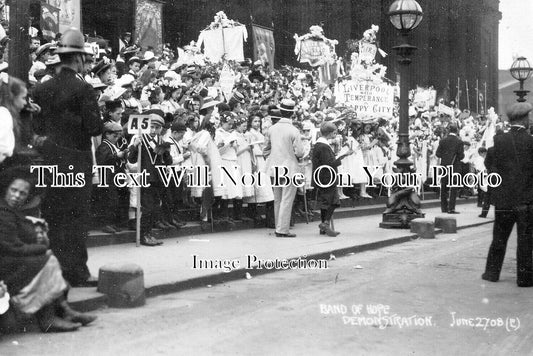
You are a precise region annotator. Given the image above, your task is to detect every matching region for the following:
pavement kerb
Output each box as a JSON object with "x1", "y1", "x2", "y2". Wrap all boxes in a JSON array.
[{"x1": 71, "y1": 218, "x2": 494, "y2": 312}]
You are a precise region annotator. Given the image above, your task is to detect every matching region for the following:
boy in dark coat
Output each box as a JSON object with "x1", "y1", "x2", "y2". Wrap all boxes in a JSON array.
[{"x1": 311, "y1": 122, "x2": 353, "y2": 236}]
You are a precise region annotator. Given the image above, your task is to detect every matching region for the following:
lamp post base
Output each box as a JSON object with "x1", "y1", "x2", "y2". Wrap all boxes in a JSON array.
[
  {"x1": 380, "y1": 187, "x2": 424, "y2": 229},
  {"x1": 380, "y1": 210, "x2": 425, "y2": 229}
]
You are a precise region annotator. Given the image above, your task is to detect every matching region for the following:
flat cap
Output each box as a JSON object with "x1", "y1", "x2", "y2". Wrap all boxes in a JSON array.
[
  {"x1": 103, "y1": 121, "x2": 123, "y2": 133},
  {"x1": 506, "y1": 102, "x2": 533, "y2": 121}
]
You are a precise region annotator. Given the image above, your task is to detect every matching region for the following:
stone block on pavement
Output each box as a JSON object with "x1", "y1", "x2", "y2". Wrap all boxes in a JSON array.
[
  {"x1": 97, "y1": 263, "x2": 145, "y2": 308},
  {"x1": 434, "y1": 216, "x2": 457, "y2": 233},
  {"x1": 410, "y1": 218, "x2": 435, "y2": 239}
]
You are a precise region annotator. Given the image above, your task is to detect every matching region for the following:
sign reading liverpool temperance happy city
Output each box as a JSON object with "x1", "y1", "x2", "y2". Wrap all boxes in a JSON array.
[{"x1": 335, "y1": 80, "x2": 395, "y2": 117}]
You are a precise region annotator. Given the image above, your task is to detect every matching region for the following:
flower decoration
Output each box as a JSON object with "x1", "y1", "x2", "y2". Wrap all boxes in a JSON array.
[{"x1": 208, "y1": 11, "x2": 240, "y2": 30}]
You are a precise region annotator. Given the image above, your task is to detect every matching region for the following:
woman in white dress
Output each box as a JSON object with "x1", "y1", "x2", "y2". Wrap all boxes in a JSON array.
[
  {"x1": 340, "y1": 126, "x2": 368, "y2": 196},
  {"x1": 215, "y1": 112, "x2": 243, "y2": 221},
  {"x1": 188, "y1": 116, "x2": 223, "y2": 229},
  {"x1": 359, "y1": 122, "x2": 379, "y2": 197},
  {"x1": 244, "y1": 113, "x2": 275, "y2": 226}
]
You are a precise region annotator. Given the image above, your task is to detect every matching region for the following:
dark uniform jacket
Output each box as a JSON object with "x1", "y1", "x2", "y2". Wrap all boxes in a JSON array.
[
  {"x1": 436, "y1": 133, "x2": 464, "y2": 170},
  {"x1": 32, "y1": 67, "x2": 103, "y2": 152},
  {"x1": 487, "y1": 127, "x2": 533, "y2": 209}
]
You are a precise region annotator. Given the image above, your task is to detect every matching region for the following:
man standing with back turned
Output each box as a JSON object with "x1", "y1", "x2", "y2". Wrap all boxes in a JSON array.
[
  {"x1": 263, "y1": 99, "x2": 305, "y2": 238},
  {"x1": 33, "y1": 29, "x2": 103, "y2": 287},
  {"x1": 482, "y1": 102, "x2": 533, "y2": 287},
  {"x1": 436, "y1": 124, "x2": 464, "y2": 214}
]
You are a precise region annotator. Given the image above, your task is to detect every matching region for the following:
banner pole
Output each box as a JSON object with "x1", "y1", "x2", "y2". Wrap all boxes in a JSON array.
[{"x1": 136, "y1": 127, "x2": 142, "y2": 247}]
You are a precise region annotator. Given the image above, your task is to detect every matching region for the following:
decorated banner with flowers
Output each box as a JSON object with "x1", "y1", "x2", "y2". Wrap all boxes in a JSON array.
[
  {"x1": 335, "y1": 80, "x2": 395, "y2": 117},
  {"x1": 197, "y1": 11, "x2": 248, "y2": 62},
  {"x1": 294, "y1": 25, "x2": 338, "y2": 67},
  {"x1": 412, "y1": 87, "x2": 437, "y2": 111}
]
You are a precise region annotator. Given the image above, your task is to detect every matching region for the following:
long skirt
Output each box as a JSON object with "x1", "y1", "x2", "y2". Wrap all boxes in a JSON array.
[{"x1": 10, "y1": 255, "x2": 68, "y2": 314}]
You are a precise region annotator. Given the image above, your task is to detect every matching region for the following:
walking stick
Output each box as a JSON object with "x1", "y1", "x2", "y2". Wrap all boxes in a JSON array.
[{"x1": 302, "y1": 185, "x2": 310, "y2": 224}]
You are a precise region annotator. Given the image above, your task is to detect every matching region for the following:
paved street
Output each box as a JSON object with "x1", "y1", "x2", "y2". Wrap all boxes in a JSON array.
[{"x1": 1, "y1": 223, "x2": 532, "y2": 355}]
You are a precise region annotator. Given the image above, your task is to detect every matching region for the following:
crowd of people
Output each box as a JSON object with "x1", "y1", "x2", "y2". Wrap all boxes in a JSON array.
[{"x1": 0, "y1": 27, "x2": 527, "y2": 334}]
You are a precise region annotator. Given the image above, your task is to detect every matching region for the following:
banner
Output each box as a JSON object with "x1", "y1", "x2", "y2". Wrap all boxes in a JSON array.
[
  {"x1": 437, "y1": 104, "x2": 455, "y2": 117},
  {"x1": 47, "y1": 0, "x2": 81, "y2": 33},
  {"x1": 335, "y1": 80, "x2": 395, "y2": 117},
  {"x1": 412, "y1": 87, "x2": 437, "y2": 111},
  {"x1": 197, "y1": 26, "x2": 248, "y2": 62},
  {"x1": 135, "y1": 0, "x2": 163, "y2": 53},
  {"x1": 358, "y1": 41, "x2": 377, "y2": 64},
  {"x1": 41, "y1": 3, "x2": 60, "y2": 40},
  {"x1": 297, "y1": 39, "x2": 333, "y2": 67},
  {"x1": 251, "y1": 25, "x2": 275, "y2": 70}
]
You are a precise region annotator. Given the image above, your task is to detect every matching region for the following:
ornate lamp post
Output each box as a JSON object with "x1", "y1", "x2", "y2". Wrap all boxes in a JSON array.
[
  {"x1": 380, "y1": 0, "x2": 424, "y2": 228},
  {"x1": 510, "y1": 57, "x2": 533, "y2": 102}
]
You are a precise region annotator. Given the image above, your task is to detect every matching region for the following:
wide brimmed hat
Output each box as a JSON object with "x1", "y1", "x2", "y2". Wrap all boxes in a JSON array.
[
  {"x1": 122, "y1": 45, "x2": 140, "y2": 55},
  {"x1": 91, "y1": 80, "x2": 108, "y2": 91},
  {"x1": 200, "y1": 97, "x2": 220, "y2": 111},
  {"x1": 143, "y1": 50, "x2": 155, "y2": 61},
  {"x1": 127, "y1": 56, "x2": 141, "y2": 65},
  {"x1": 54, "y1": 29, "x2": 86, "y2": 54},
  {"x1": 92, "y1": 57, "x2": 113, "y2": 76}
]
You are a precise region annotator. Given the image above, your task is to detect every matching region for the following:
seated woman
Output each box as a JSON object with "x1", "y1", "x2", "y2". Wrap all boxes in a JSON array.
[{"x1": 0, "y1": 166, "x2": 96, "y2": 332}]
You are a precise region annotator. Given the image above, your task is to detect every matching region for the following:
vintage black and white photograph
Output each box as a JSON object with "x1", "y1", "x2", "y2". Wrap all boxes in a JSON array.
[{"x1": 0, "y1": 0, "x2": 531, "y2": 355}]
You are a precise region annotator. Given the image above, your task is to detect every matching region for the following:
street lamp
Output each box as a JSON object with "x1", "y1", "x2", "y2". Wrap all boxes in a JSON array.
[
  {"x1": 510, "y1": 56, "x2": 532, "y2": 102},
  {"x1": 380, "y1": 0, "x2": 424, "y2": 228}
]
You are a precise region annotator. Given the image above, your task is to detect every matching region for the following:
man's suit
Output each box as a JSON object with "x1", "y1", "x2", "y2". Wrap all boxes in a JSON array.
[
  {"x1": 435, "y1": 133, "x2": 464, "y2": 212},
  {"x1": 263, "y1": 118, "x2": 304, "y2": 234},
  {"x1": 483, "y1": 127, "x2": 533, "y2": 285},
  {"x1": 33, "y1": 67, "x2": 103, "y2": 285}
]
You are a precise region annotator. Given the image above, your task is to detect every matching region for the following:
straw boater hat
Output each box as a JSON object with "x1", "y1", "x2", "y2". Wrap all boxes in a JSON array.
[
  {"x1": 278, "y1": 98, "x2": 296, "y2": 114},
  {"x1": 200, "y1": 96, "x2": 220, "y2": 111},
  {"x1": 231, "y1": 91, "x2": 245, "y2": 104},
  {"x1": 35, "y1": 43, "x2": 54, "y2": 58}
]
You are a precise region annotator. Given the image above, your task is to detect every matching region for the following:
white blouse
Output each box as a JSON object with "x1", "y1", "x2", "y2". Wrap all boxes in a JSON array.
[{"x1": 0, "y1": 107, "x2": 14, "y2": 163}]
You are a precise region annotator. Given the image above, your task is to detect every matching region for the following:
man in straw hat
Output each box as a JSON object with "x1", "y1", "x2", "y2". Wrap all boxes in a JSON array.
[
  {"x1": 263, "y1": 99, "x2": 305, "y2": 237},
  {"x1": 482, "y1": 102, "x2": 533, "y2": 287},
  {"x1": 32, "y1": 28, "x2": 103, "y2": 287}
]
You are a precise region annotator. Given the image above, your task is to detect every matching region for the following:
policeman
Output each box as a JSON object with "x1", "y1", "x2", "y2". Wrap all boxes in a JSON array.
[{"x1": 33, "y1": 29, "x2": 103, "y2": 287}]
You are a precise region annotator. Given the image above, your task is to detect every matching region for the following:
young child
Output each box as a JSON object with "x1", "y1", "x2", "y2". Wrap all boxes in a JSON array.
[
  {"x1": 312, "y1": 122, "x2": 353, "y2": 236},
  {"x1": 128, "y1": 110, "x2": 172, "y2": 246}
]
